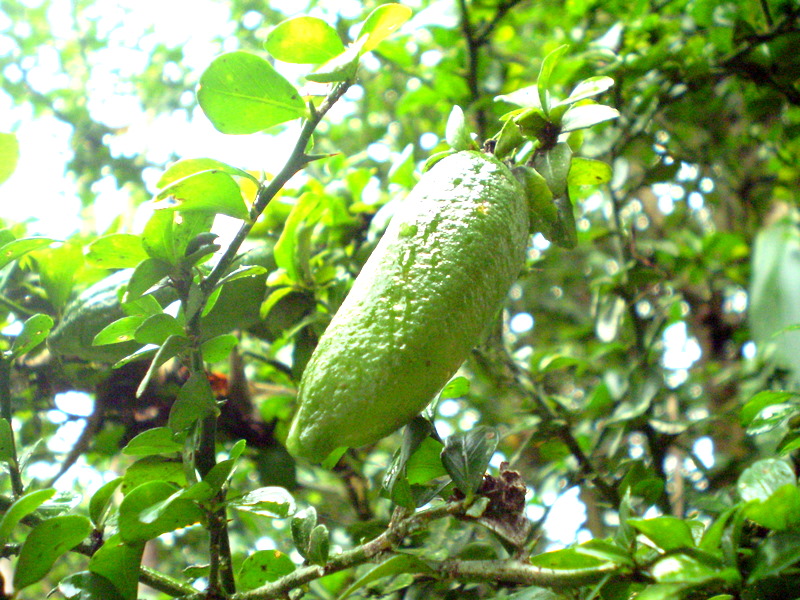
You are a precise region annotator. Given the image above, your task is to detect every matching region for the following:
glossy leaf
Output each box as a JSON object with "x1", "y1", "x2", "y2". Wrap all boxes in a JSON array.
[
  {"x1": 92, "y1": 315, "x2": 147, "y2": 346},
  {"x1": 134, "y1": 313, "x2": 184, "y2": 346},
  {"x1": 568, "y1": 157, "x2": 613, "y2": 186},
  {"x1": 0, "y1": 488, "x2": 55, "y2": 546},
  {"x1": 441, "y1": 426, "x2": 499, "y2": 495},
  {"x1": 158, "y1": 158, "x2": 259, "y2": 188},
  {"x1": 537, "y1": 44, "x2": 569, "y2": 114},
  {"x1": 155, "y1": 169, "x2": 249, "y2": 221},
  {"x1": 89, "y1": 478, "x2": 123, "y2": 528},
  {"x1": 629, "y1": 516, "x2": 696, "y2": 551},
  {"x1": 86, "y1": 234, "x2": 148, "y2": 269},
  {"x1": 738, "y1": 458, "x2": 796, "y2": 502},
  {"x1": 229, "y1": 486, "x2": 295, "y2": 518},
  {"x1": 88, "y1": 535, "x2": 145, "y2": 600},
  {"x1": 306, "y1": 523, "x2": 330, "y2": 566},
  {"x1": 0, "y1": 236, "x2": 55, "y2": 271},
  {"x1": 559, "y1": 76, "x2": 615, "y2": 106},
  {"x1": 200, "y1": 333, "x2": 238, "y2": 364},
  {"x1": 118, "y1": 481, "x2": 203, "y2": 542},
  {"x1": 338, "y1": 554, "x2": 434, "y2": 600},
  {"x1": 59, "y1": 572, "x2": 126, "y2": 600},
  {"x1": 560, "y1": 103, "x2": 620, "y2": 133},
  {"x1": 445, "y1": 105, "x2": 472, "y2": 151},
  {"x1": 355, "y1": 3, "x2": 412, "y2": 54},
  {"x1": 168, "y1": 371, "x2": 219, "y2": 432},
  {"x1": 121, "y1": 456, "x2": 185, "y2": 495},
  {"x1": 122, "y1": 428, "x2": 181, "y2": 457},
  {"x1": 126, "y1": 257, "x2": 172, "y2": 300},
  {"x1": 197, "y1": 51, "x2": 306, "y2": 134},
  {"x1": 14, "y1": 515, "x2": 92, "y2": 589},
  {"x1": 10, "y1": 313, "x2": 53, "y2": 357},
  {"x1": 238, "y1": 550, "x2": 296, "y2": 591},
  {"x1": 266, "y1": 16, "x2": 345, "y2": 64}
]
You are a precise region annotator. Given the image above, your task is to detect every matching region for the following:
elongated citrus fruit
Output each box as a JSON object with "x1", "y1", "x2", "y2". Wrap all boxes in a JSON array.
[{"x1": 286, "y1": 151, "x2": 530, "y2": 462}]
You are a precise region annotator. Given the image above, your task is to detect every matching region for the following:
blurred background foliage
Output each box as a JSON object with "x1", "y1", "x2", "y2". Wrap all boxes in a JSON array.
[{"x1": 2, "y1": 0, "x2": 800, "y2": 598}]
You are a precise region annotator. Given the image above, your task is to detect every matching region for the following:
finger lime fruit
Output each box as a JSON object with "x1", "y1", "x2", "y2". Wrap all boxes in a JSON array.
[{"x1": 286, "y1": 150, "x2": 530, "y2": 463}]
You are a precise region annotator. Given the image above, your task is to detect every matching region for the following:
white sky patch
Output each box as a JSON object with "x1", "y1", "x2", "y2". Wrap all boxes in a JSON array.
[
  {"x1": 662, "y1": 321, "x2": 702, "y2": 370},
  {"x1": 543, "y1": 487, "x2": 586, "y2": 547}
]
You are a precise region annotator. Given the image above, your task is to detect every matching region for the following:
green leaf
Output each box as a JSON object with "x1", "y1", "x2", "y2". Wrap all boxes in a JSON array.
[
  {"x1": 135, "y1": 334, "x2": 190, "y2": 397},
  {"x1": 274, "y1": 192, "x2": 322, "y2": 284},
  {"x1": 537, "y1": 44, "x2": 569, "y2": 114},
  {"x1": 568, "y1": 157, "x2": 613, "y2": 186},
  {"x1": 354, "y1": 3, "x2": 412, "y2": 54},
  {"x1": 0, "y1": 418, "x2": 14, "y2": 463},
  {"x1": 307, "y1": 523, "x2": 330, "y2": 566},
  {"x1": 238, "y1": 550, "x2": 296, "y2": 591},
  {"x1": 741, "y1": 391, "x2": 796, "y2": 426},
  {"x1": 92, "y1": 315, "x2": 147, "y2": 346},
  {"x1": 33, "y1": 241, "x2": 84, "y2": 310},
  {"x1": 158, "y1": 158, "x2": 259, "y2": 188},
  {"x1": 59, "y1": 572, "x2": 126, "y2": 600},
  {"x1": 291, "y1": 507, "x2": 317, "y2": 558},
  {"x1": 229, "y1": 486, "x2": 296, "y2": 518},
  {"x1": 155, "y1": 169, "x2": 250, "y2": 221},
  {"x1": 10, "y1": 313, "x2": 53, "y2": 357},
  {"x1": 558, "y1": 76, "x2": 615, "y2": 106},
  {"x1": 86, "y1": 234, "x2": 148, "y2": 269},
  {"x1": 126, "y1": 257, "x2": 172, "y2": 300},
  {"x1": 560, "y1": 103, "x2": 620, "y2": 133},
  {"x1": 121, "y1": 456, "x2": 185, "y2": 495},
  {"x1": 13, "y1": 515, "x2": 92, "y2": 590},
  {"x1": 118, "y1": 481, "x2": 203, "y2": 543},
  {"x1": 197, "y1": 51, "x2": 306, "y2": 135},
  {"x1": 0, "y1": 132, "x2": 19, "y2": 184},
  {"x1": 743, "y1": 484, "x2": 800, "y2": 531},
  {"x1": 493, "y1": 118, "x2": 525, "y2": 159},
  {"x1": 441, "y1": 426, "x2": 499, "y2": 495},
  {"x1": 134, "y1": 313, "x2": 184, "y2": 346},
  {"x1": 738, "y1": 458, "x2": 796, "y2": 502},
  {"x1": 0, "y1": 488, "x2": 55, "y2": 546},
  {"x1": 445, "y1": 105, "x2": 473, "y2": 151},
  {"x1": 122, "y1": 428, "x2": 182, "y2": 457},
  {"x1": 168, "y1": 371, "x2": 219, "y2": 432},
  {"x1": 88, "y1": 535, "x2": 145, "y2": 600},
  {"x1": 749, "y1": 531, "x2": 800, "y2": 583},
  {"x1": 200, "y1": 333, "x2": 238, "y2": 364},
  {"x1": 529, "y1": 547, "x2": 610, "y2": 570},
  {"x1": 338, "y1": 554, "x2": 434, "y2": 600},
  {"x1": 89, "y1": 478, "x2": 123, "y2": 528},
  {"x1": 266, "y1": 16, "x2": 345, "y2": 64},
  {"x1": 306, "y1": 45, "x2": 360, "y2": 83},
  {"x1": 629, "y1": 516, "x2": 696, "y2": 551},
  {"x1": 0, "y1": 236, "x2": 55, "y2": 271}
]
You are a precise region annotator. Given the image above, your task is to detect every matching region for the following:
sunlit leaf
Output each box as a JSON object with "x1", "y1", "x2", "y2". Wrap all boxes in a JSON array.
[
  {"x1": 14, "y1": 515, "x2": 92, "y2": 590},
  {"x1": 355, "y1": 3, "x2": 412, "y2": 54},
  {"x1": 86, "y1": 234, "x2": 148, "y2": 269},
  {"x1": 238, "y1": 550, "x2": 296, "y2": 591},
  {"x1": 10, "y1": 313, "x2": 53, "y2": 357},
  {"x1": 0, "y1": 132, "x2": 19, "y2": 184},
  {"x1": 266, "y1": 16, "x2": 345, "y2": 64},
  {"x1": 197, "y1": 51, "x2": 306, "y2": 134}
]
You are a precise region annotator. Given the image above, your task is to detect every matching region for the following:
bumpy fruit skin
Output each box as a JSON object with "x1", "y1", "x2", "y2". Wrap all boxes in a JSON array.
[{"x1": 286, "y1": 151, "x2": 530, "y2": 462}]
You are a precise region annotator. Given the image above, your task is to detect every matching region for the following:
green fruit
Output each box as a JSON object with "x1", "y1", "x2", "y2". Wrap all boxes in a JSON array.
[{"x1": 286, "y1": 151, "x2": 530, "y2": 462}]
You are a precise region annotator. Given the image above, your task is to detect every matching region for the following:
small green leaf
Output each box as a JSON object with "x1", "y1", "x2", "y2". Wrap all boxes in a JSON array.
[
  {"x1": 59, "y1": 571, "x2": 126, "y2": 600},
  {"x1": 440, "y1": 377, "x2": 470, "y2": 400},
  {"x1": 121, "y1": 456, "x2": 185, "y2": 495},
  {"x1": 135, "y1": 334, "x2": 190, "y2": 398},
  {"x1": 14, "y1": 515, "x2": 92, "y2": 590},
  {"x1": 445, "y1": 105, "x2": 472, "y2": 151},
  {"x1": 229, "y1": 486, "x2": 296, "y2": 519},
  {"x1": 238, "y1": 550, "x2": 296, "y2": 591},
  {"x1": 168, "y1": 371, "x2": 219, "y2": 432},
  {"x1": 158, "y1": 158, "x2": 259, "y2": 188},
  {"x1": 118, "y1": 481, "x2": 203, "y2": 543},
  {"x1": 743, "y1": 484, "x2": 800, "y2": 531},
  {"x1": 266, "y1": 16, "x2": 345, "y2": 64},
  {"x1": 568, "y1": 157, "x2": 613, "y2": 186},
  {"x1": 89, "y1": 478, "x2": 123, "y2": 528},
  {"x1": 88, "y1": 535, "x2": 145, "y2": 600},
  {"x1": 354, "y1": 3, "x2": 411, "y2": 54},
  {"x1": 126, "y1": 257, "x2": 172, "y2": 300},
  {"x1": 122, "y1": 428, "x2": 182, "y2": 457},
  {"x1": 134, "y1": 313, "x2": 185, "y2": 346},
  {"x1": 197, "y1": 51, "x2": 306, "y2": 134},
  {"x1": 33, "y1": 242, "x2": 84, "y2": 310},
  {"x1": 10, "y1": 313, "x2": 53, "y2": 357},
  {"x1": 0, "y1": 418, "x2": 14, "y2": 463},
  {"x1": 537, "y1": 44, "x2": 569, "y2": 115},
  {"x1": 0, "y1": 132, "x2": 19, "y2": 184},
  {"x1": 560, "y1": 103, "x2": 620, "y2": 133},
  {"x1": 307, "y1": 524, "x2": 330, "y2": 566},
  {"x1": 86, "y1": 234, "x2": 148, "y2": 269},
  {"x1": 492, "y1": 118, "x2": 525, "y2": 159},
  {"x1": 307, "y1": 45, "x2": 360, "y2": 83},
  {"x1": 441, "y1": 427, "x2": 499, "y2": 495},
  {"x1": 738, "y1": 458, "x2": 796, "y2": 502},
  {"x1": 558, "y1": 76, "x2": 615, "y2": 106},
  {"x1": 200, "y1": 333, "x2": 239, "y2": 364},
  {"x1": 629, "y1": 516, "x2": 696, "y2": 551},
  {"x1": 0, "y1": 236, "x2": 55, "y2": 271},
  {"x1": 741, "y1": 391, "x2": 796, "y2": 426},
  {"x1": 155, "y1": 170, "x2": 249, "y2": 221},
  {"x1": 0, "y1": 488, "x2": 56, "y2": 546},
  {"x1": 274, "y1": 192, "x2": 322, "y2": 284},
  {"x1": 291, "y1": 507, "x2": 317, "y2": 558},
  {"x1": 92, "y1": 315, "x2": 147, "y2": 346}
]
